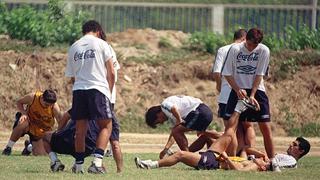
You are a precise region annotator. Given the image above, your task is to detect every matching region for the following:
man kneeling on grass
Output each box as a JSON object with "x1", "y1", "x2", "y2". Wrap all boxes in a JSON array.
[{"x1": 136, "y1": 99, "x2": 311, "y2": 171}]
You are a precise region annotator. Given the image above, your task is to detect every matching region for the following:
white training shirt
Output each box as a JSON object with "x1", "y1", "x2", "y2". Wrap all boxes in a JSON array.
[
  {"x1": 109, "y1": 45, "x2": 120, "y2": 104},
  {"x1": 274, "y1": 153, "x2": 297, "y2": 168},
  {"x1": 212, "y1": 44, "x2": 233, "y2": 104},
  {"x1": 222, "y1": 42, "x2": 270, "y2": 92},
  {"x1": 65, "y1": 34, "x2": 113, "y2": 99},
  {"x1": 160, "y1": 95, "x2": 202, "y2": 127}
]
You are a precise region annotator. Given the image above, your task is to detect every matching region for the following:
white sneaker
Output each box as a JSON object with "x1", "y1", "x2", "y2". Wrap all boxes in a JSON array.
[
  {"x1": 50, "y1": 160, "x2": 65, "y2": 172},
  {"x1": 234, "y1": 98, "x2": 258, "y2": 113},
  {"x1": 71, "y1": 164, "x2": 84, "y2": 174},
  {"x1": 135, "y1": 157, "x2": 151, "y2": 169},
  {"x1": 271, "y1": 159, "x2": 281, "y2": 172}
]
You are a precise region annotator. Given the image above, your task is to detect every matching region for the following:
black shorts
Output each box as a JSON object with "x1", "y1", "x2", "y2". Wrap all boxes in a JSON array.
[
  {"x1": 224, "y1": 89, "x2": 270, "y2": 122},
  {"x1": 197, "y1": 150, "x2": 220, "y2": 170},
  {"x1": 50, "y1": 124, "x2": 95, "y2": 158},
  {"x1": 218, "y1": 103, "x2": 227, "y2": 118},
  {"x1": 110, "y1": 116, "x2": 120, "y2": 141},
  {"x1": 184, "y1": 104, "x2": 213, "y2": 131},
  {"x1": 72, "y1": 89, "x2": 113, "y2": 121}
]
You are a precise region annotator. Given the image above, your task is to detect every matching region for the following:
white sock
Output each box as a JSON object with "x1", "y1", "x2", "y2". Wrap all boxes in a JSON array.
[
  {"x1": 49, "y1": 152, "x2": 58, "y2": 163},
  {"x1": 149, "y1": 161, "x2": 159, "y2": 169},
  {"x1": 75, "y1": 163, "x2": 83, "y2": 171},
  {"x1": 27, "y1": 144, "x2": 32, "y2": 152},
  {"x1": 7, "y1": 140, "x2": 15, "y2": 148},
  {"x1": 93, "y1": 157, "x2": 103, "y2": 167}
]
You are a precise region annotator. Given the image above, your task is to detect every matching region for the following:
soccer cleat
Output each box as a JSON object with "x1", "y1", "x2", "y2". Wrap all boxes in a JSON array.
[
  {"x1": 105, "y1": 149, "x2": 113, "y2": 157},
  {"x1": 21, "y1": 140, "x2": 32, "y2": 156},
  {"x1": 134, "y1": 157, "x2": 151, "y2": 169},
  {"x1": 234, "y1": 98, "x2": 258, "y2": 113},
  {"x1": 87, "y1": 162, "x2": 106, "y2": 174},
  {"x1": 71, "y1": 164, "x2": 84, "y2": 174},
  {"x1": 50, "y1": 160, "x2": 65, "y2": 172},
  {"x1": 2, "y1": 146, "x2": 12, "y2": 156}
]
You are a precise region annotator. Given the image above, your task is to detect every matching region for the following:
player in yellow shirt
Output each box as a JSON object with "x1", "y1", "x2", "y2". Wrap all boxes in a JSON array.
[{"x1": 2, "y1": 89, "x2": 62, "y2": 156}]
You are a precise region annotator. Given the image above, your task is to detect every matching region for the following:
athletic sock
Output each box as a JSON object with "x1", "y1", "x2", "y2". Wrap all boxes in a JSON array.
[
  {"x1": 7, "y1": 140, "x2": 15, "y2": 148},
  {"x1": 149, "y1": 161, "x2": 159, "y2": 169},
  {"x1": 49, "y1": 152, "x2": 58, "y2": 163},
  {"x1": 74, "y1": 152, "x2": 85, "y2": 165},
  {"x1": 93, "y1": 148, "x2": 104, "y2": 167}
]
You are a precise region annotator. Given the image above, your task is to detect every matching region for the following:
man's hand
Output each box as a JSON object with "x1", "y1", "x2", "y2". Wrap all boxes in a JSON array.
[
  {"x1": 236, "y1": 89, "x2": 247, "y2": 100},
  {"x1": 159, "y1": 148, "x2": 169, "y2": 159},
  {"x1": 248, "y1": 96, "x2": 261, "y2": 111}
]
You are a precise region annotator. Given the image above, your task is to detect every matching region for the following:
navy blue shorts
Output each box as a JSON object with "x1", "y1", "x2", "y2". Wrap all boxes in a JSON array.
[
  {"x1": 197, "y1": 150, "x2": 220, "y2": 170},
  {"x1": 50, "y1": 123, "x2": 95, "y2": 158},
  {"x1": 218, "y1": 103, "x2": 227, "y2": 118},
  {"x1": 72, "y1": 89, "x2": 113, "y2": 121},
  {"x1": 224, "y1": 89, "x2": 270, "y2": 122},
  {"x1": 110, "y1": 115, "x2": 120, "y2": 141},
  {"x1": 184, "y1": 103, "x2": 213, "y2": 131}
]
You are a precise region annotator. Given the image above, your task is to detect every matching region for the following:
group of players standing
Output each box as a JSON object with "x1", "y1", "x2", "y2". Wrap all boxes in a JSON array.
[{"x1": 1, "y1": 21, "x2": 311, "y2": 174}]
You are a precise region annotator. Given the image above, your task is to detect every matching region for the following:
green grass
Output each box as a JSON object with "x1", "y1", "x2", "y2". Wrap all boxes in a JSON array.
[{"x1": 0, "y1": 152, "x2": 320, "y2": 180}]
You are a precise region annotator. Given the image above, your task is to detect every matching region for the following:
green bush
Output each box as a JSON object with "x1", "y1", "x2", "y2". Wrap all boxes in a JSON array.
[
  {"x1": 285, "y1": 25, "x2": 320, "y2": 50},
  {"x1": 1, "y1": 0, "x2": 90, "y2": 46},
  {"x1": 0, "y1": 2, "x2": 8, "y2": 34},
  {"x1": 188, "y1": 31, "x2": 228, "y2": 54},
  {"x1": 288, "y1": 122, "x2": 320, "y2": 137}
]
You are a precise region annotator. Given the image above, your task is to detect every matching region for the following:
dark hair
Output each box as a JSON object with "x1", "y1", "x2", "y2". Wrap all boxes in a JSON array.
[
  {"x1": 145, "y1": 106, "x2": 162, "y2": 128},
  {"x1": 296, "y1": 136, "x2": 310, "y2": 158},
  {"x1": 43, "y1": 89, "x2": 57, "y2": 104},
  {"x1": 246, "y1": 28, "x2": 263, "y2": 44},
  {"x1": 82, "y1": 20, "x2": 103, "y2": 35},
  {"x1": 233, "y1": 29, "x2": 247, "y2": 41}
]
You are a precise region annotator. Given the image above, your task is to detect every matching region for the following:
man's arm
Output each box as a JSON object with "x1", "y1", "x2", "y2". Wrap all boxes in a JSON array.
[
  {"x1": 159, "y1": 133, "x2": 175, "y2": 159},
  {"x1": 52, "y1": 103, "x2": 66, "y2": 130},
  {"x1": 212, "y1": 72, "x2": 222, "y2": 93},
  {"x1": 170, "y1": 106, "x2": 183, "y2": 126},
  {"x1": 16, "y1": 93, "x2": 34, "y2": 115},
  {"x1": 224, "y1": 75, "x2": 247, "y2": 99},
  {"x1": 106, "y1": 57, "x2": 115, "y2": 95}
]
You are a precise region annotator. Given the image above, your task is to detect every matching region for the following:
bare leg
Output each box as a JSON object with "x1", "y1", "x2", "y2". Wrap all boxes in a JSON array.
[
  {"x1": 189, "y1": 135, "x2": 213, "y2": 152},
  {"x1": 96, "y1": 119, "x2": 112, "y2": 150},
  {"x1": 258, "y1": 122, "x2": 275, "y2": 158},
  {"x1": 209, "y1": 112, "x2": 240, "y2": 154},
  {"x1": 32, "y1": 139, "x2": 47, "y2": 156},
  {"x1": 75, "y1": 120, "x2": 88, "y2": 153},
  {"x1": 158, "y1": 150, "x2": 201, "y2": 168},
  {"x1": 171, "y1": 125, "x2": 192, "y2": 151},
  {"x1": 111, "y1": 140, "x2": 123, "y2": 173},
  {"x1": 242, "y1": 121, "x2": 256, "y2": 147},
  {"x1": 9, "y1": 119, "x2": 29, "y2": 142}
]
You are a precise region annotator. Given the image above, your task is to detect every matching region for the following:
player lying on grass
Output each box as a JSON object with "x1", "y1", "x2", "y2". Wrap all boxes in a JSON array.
[
  {"x1": 42, "y1": 109, "x2": 123, "y2": 173},
  {"x1": 136, "y1": 99, "x2": 311, "y2": 171}
]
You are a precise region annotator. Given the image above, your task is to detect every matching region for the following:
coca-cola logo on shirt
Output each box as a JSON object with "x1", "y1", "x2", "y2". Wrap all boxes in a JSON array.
[
  {"x1": 74, "y1": 49, "x2": 96, "y2": 61},
  {"x1": 236, "y1": 52, "x2": 259, "y2": 62}
]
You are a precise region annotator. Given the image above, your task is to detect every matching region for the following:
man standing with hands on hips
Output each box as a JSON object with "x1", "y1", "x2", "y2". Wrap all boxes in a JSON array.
[{"x1": 65, "y1": 20, "x2": 115, "y2": 174}]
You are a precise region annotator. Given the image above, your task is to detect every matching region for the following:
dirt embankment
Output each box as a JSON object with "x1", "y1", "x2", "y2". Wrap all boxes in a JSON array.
[{"x1": 0, "y1": 28, "x2": 320, "y2": 136}]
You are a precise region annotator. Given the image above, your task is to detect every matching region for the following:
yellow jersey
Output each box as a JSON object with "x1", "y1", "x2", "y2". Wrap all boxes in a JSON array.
[{"x1": 27, "y1": 91, "x2": 55, "y2": 139}]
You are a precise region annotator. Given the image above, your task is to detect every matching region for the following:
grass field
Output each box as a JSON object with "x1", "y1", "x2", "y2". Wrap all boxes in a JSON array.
[{"x1": 1, "y1": 152, "x2": 320, "y2": 180}]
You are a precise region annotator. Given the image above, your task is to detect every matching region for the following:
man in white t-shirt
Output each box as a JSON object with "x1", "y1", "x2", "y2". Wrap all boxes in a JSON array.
[
  {"x1": 222, "y1": 28, "x2": 276, "y2": 164},
  {"x1": 212, "y1": 29, "x2": 252, "y2": 156},
  {"x1": 65, "y1": 20, "x2": 115, "y2": 174},
  {"x1": 145, "y1": 95, "x2": 214, "y2": 159}
]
